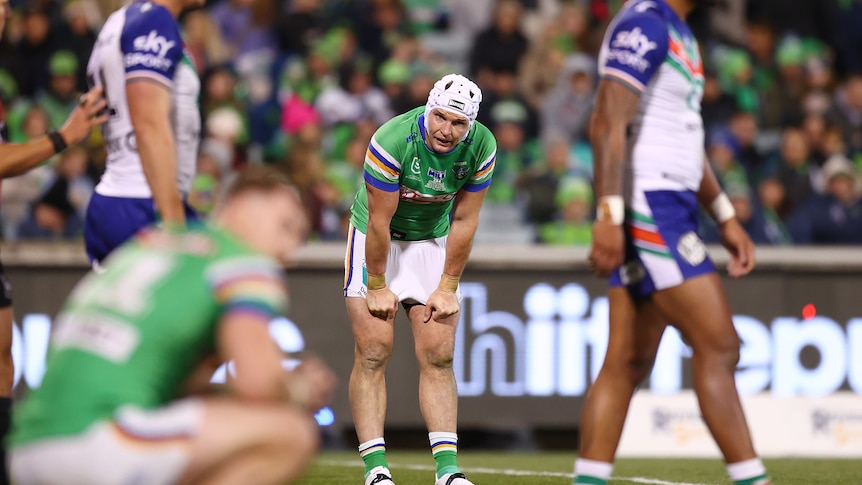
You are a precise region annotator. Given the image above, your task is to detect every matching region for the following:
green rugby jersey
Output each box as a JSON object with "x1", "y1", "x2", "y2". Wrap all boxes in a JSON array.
[
  {"x1": 10, "y1": 226, "x2": 287, "y2": 446},
  {"x1": 349, "y1": 106, "x2": 497, "y2": 241}
]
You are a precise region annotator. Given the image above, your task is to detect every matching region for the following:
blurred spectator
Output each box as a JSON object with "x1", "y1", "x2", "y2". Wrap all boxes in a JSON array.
[
  {"x1": 787, "y1": 154, "x2": 862, "y2": 244},
  {"x1": 728, "y1": 111, "x2": 766, "y2": 183},
  {"x1": 480, "y1": 69, "x2": 539, "y2": 139},
  {"x1": 520, "y1": 137, "x2": 575, "y2": 225},
  {"x1": 708, "y1": 128, "x2": 750, "y2": 199},
  {"x1": 315, "y1": 56, "x2": 392, "y2": 127},
  {"x1": 187, "y1": 152, "x2": 223, "y2": 217},
  {"x1": 701, "y1": 69, "x2": 737, "y2": 131},
  {"x1": 18, "y1": 146, "x2": 93, "y2": 240},
  {"x1": 57, "y1": 1, "x2": 100, "y2": 92},
  {"x1": 802, "y1": 113, "x2": 845, "y2": 169},
  {"x1": 274, "y1": 0, "x2": 323, "y2": 57},
  {"x1": 485, "y1": 102, "x2": 540, "y2": 204},
  {"x1": 34, "y1": 51, "x2": 80, "y2": 130},
  {"x1": 377, "y1": 59, "x2": 412, "y2": 113},
  {"x1": 771, "y1": 127, "x2": 817, "y2": 215},
  {"x1": 826, "y1": 74, "x2": 862, "y2": 159},
  {"x1": 183, "y1": 10, "x2": 230, "y2": 75},
  {"x1": 540, "y1": 53, "x2": 596, "y2": 146},
  {"x1": 536, "y1": 176, "x2": 593, "y2": 245},
  {"x1": 745, "y1": 0, "x2": 839, "y2": 50},
  {"x1": 709, "y1": 0, "x2": 747, "y2": 46},
  {"x1": 469, "y1": 0, "x2": 528, "y2": 87},
  {"x1": 210, "y1": 0, "x2": 278, "y2": 60},
  {"x1": 713, "y1": 47, "x2": 760, "y2": 117},
  {"x1": 352, "y1": 0, "x2": 411, "y2": 66},
  {"x1": 757, "y1": 177, "x2": 793, "y2": 245},
  {"x1": 11, "y1": 7, "x2": 56, "y2": 97}
]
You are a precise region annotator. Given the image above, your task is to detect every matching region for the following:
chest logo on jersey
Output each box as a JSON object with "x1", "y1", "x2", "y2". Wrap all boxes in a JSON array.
[
  {"x1": 452, "y1": 161, "x2": 469, "y2": 180},
  {"x1": 400, "y1": 186, "x2": 455, "y2": 204},
  {"x1": 426, "y1": 168, "x2": 446, "y2": 191},
  {"x1": 405, "y1": 157, "x2": 422, "y2": 181}
]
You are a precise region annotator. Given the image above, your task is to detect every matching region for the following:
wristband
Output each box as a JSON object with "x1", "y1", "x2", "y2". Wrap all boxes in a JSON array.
[
  {"x1": 438, "y1": 273, "x2": 460, "y2": 293},
  {"x1": 47, "y1": 130, "x2": 67, "y2": 154},
  {"x1": 367, "y1": 273, "x2": 386, "y2": 291},
  {"x1": 596, "y1": 195, "x2": 625, "y2": 225},
  {"x1": 709, "y1": 192, "x2": 736, "y2": 224}
]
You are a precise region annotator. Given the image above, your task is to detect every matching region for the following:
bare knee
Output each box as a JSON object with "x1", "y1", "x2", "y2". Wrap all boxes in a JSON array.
[
  {"x1": 419, "y1": 347, "x2": 454, "y2": 371},
  {"x1": 355, "y1": 341, "x2": 392, "y2": 372},
  {"x1": 604, "y1": 351, "x2": 654, "y2": 387}
]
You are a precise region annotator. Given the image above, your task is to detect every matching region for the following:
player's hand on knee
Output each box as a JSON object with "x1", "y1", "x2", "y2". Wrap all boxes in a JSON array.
[
  {"x1": 423, "y1": 289, "x2": 459, "y2": 323},
  {"x1": 286, "y1": 354, "x2": 337, "y2": 413},
  {"x1": 60, "y1": 86, "x2": 110, "y2": 145},
  {"x1": 718, "y1": 218, "x2": 755, "y2": 278},
  {"x1": 589, "y1": 220, "x2": 624, "y2": 278},
  {"x1": 366, "y1": 287, "x2": 399, "y2": 320}
]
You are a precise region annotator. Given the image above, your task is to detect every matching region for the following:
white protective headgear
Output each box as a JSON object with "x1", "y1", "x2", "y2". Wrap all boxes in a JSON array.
[{"x1": 424, "y1": 73, "x2": 483, "y2": 142}]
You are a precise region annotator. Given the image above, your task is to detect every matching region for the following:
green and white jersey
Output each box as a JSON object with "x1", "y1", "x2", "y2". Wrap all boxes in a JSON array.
[
  {"x1": 349, "y1": 106, "x2": 497, "y2": 241},
  {"x1": 10, "y1": 226, "x2": 287, "y2": 446}
]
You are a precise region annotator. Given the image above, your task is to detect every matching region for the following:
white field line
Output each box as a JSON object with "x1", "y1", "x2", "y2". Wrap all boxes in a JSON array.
[{"x1": 315, "y1": 459, "x2": 716, "y2": 485}]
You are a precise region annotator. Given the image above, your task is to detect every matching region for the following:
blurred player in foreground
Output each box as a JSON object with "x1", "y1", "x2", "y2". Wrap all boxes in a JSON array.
[
  {"x1": 84, "y1": 0, "x2": 204, "y2": 264},
  {"x1": 344, "y1": 74, "x2": 496, "y2": 485},
  {"x1": 575, "y1": 1, "x2": 771, "y2": 485},
  {"x1": 9, "y1": 166, "x2": 335, "y2": 485}
]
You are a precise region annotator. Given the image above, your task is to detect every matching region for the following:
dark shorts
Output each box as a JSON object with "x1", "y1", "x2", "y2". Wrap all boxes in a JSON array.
[
  {"x1": 84, "y1": 193, "x2": 198, "y2": 264},
  {"x1": 0, "y1": 261, "x2": 12, "y2": 308}
]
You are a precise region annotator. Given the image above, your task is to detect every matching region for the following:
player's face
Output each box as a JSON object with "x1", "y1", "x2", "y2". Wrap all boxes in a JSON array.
[
  {"x1": 426, "y1": 108, "x2": 469, "y2": 152},
  {"x1": 244, "y1": 189, "x2": 309, "y2": 265}
]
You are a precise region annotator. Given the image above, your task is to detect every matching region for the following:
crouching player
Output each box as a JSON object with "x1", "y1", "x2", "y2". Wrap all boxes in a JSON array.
[{"x1": 8, "y1": 166, "x2": 336, "y2": 485}]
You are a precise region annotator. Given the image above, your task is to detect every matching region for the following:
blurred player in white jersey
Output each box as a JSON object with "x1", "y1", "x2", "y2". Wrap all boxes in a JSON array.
[
  {"x1": 84, "y1": 0, "x2": 204, "y2": 265},
  {"x1": 575, "y1": 1, "x2": 771, "y2": 485}
]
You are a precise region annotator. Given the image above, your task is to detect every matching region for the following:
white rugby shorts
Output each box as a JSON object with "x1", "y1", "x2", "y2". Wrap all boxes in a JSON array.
[
  {"x1": 343, "y1": 224, "x2": 461, "y2": 304},
  {"x1": 10, "y1": 399, "x2": 203, "y2": 485}
]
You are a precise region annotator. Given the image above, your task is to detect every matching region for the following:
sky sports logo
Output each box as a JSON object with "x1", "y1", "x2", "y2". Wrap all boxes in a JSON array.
[{"x1": 607, "y1": 26, "x2": 658, "y2": 73}]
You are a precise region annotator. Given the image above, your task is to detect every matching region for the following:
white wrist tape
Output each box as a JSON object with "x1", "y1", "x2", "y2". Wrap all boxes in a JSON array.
[
  {"x1": 597, "y1": 195, "x2": 625, "y2": 225},
  {"x1": 710, "y1": 192, "x2": 736, "y2": 224}
]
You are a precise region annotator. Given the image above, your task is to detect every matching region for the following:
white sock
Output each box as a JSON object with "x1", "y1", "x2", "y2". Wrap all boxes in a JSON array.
[
  {"x1": 727, "y1": 458, "x2": 767, "y2": 483},
  {"x1": 574, "y1": 458, "x2": 613, "y2": 482}
]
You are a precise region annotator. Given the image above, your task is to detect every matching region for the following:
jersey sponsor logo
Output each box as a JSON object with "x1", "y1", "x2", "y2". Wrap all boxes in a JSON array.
[
  {"x1": 399, "y1": 186, "x2": 455, "y2": 203},
  {"x1": 133, "y1": 30, "x2": 176, "y2": 57},
  {"x1": 406, "y1": 131, "x2": 419, "y2": 143},
  {"x1": 427, "y1": 168, "x2": 445, "y2": 180},
  {"x1": 677, "y1": 231, "x2": 706, "y2": 266},
  {"x1": 52, "y1": 312, "x2": 141, "y2": 364},
  {"x1": 127, "y1": 30, "x2": 176, "y2": 72},
  {"x1": 105, "y1": 132, "x2": 138, "y2": 154},
  {"x1": 426, "y1": 167, "x2": 446, "y2": 190},
  {"x1": 608, "y1": 27, "x2": 658, "y2": 73}
]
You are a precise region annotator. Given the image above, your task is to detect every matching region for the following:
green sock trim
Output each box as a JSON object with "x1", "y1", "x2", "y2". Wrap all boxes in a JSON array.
[
  {"x1": 574, "y1": 476, "x2": 608, "y2": 485},
  {"x1": 734, "y1": 474, "x2": 769, "y2": 485},
  {"x1": 433, "y1": 450, "x2": 459, "y2": 478},
  {"x1": 362, "y1": 450, "x2": 388, "y2": 476}
]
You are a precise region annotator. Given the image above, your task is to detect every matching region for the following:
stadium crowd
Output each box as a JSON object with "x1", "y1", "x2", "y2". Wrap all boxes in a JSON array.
[{"x1": 1, "y1": 0, "x2": 861, "y2": 245}]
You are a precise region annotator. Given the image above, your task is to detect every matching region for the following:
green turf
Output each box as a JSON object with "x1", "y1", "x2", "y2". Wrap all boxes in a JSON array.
[{"x1": 294, "y1": 451, "x2": 862, "y2": 484}]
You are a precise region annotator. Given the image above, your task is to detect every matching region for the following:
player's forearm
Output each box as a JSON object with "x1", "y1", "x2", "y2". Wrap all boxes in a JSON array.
[
  {"x1": 590, "y1": 117, "x2": 627, "y2": 199},
  {"x1": 135, "y1": 124, "x2": 185, "y2": 225},
  {"x1": 0, "y1": 136, "x2": 60, "y2": 178},
  {"x1": 442, "y1": 215, "x2": 478, "y2": 278},
  {"x1": 697, "y1": 154, "x2": 723, "y2": 206},
  {"x1": 365, "y1": 216, "x2": 391, "y2": 276}
]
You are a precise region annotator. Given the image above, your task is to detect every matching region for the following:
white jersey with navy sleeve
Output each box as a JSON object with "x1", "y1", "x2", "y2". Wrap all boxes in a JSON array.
[
  {"x1": 87, "y1": 1, "x2": 200, "y2": 198},
  {"x1": 598, "y1": 0, "x2": 705, "y2": 194}
]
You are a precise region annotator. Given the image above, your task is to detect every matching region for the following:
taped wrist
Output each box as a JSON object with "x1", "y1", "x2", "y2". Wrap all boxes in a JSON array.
[
  {"x1": 438, "y1": 274, "x2": 460, "y2": 293},
  {"x1": 367, "y1": 273, "x2": 386, "y2": 291},
  {"x1": 596, "y1": 195, "x2": 624, "y2": 225},
  {"x1": 709, "y1": 192, "x2": 736, "y2": 224}
]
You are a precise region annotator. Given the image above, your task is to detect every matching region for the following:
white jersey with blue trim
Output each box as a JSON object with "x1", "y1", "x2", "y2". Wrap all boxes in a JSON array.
[
  {"x1": 598, "y1": 0, "x2": 705, "y2": 193},
  {"x1": 87, "y1": 1, "x2": 200, "y2": 198}
]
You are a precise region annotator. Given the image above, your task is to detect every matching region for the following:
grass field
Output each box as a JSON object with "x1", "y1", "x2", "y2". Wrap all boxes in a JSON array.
[{"x1": 295, "y1": 451, "x2": 862, "y2": 484}]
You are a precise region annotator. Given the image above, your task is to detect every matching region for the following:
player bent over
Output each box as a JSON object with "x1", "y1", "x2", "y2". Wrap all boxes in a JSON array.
[
  {"x1": 345, "y1": 74, "x2": 496, "y2": 485},
  {"x1": 9, "y1": 166, "x2": 336, "y2": 485},
  {"x1": 574, "y1": 1, "x2": 771, "y2": 485}
]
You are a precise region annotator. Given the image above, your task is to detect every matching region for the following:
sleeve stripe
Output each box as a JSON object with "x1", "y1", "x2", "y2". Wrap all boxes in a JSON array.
[
  {"x1": 599, "y1": 68, "x2": 646, "y2": 93},
  {"x1": 473, "y1": 157, "x2": 496, "y2": 179},
  {"x1": 368, "y1": 139, "x2": 401, "y2": 172},
  {"x1": 463, "y1": 179, "x2": 492, "y2": 192},
  {"x1": 477, "y1": 151, "x2": 496, "y2": 172},
  {"x1": 125, "y1": 70, "x2": 174, "y2": 88},
  {"x1": 366, "y1": 149, "x2": 399, "y2": 177},
  {"x1": 223, "y1": 302, "x2": 277, "y2": 321},
  {"x1": 364, "y1": 171, "x2": 400, "y2": 192}
]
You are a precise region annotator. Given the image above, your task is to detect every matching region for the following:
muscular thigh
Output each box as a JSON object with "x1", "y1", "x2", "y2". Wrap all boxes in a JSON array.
[
  {"x1": 604, "y1": 287, "x2": 667, "y2": 373},
  {"x1": 650, "y1": 273, "x2": 740, "y2": 354}
]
